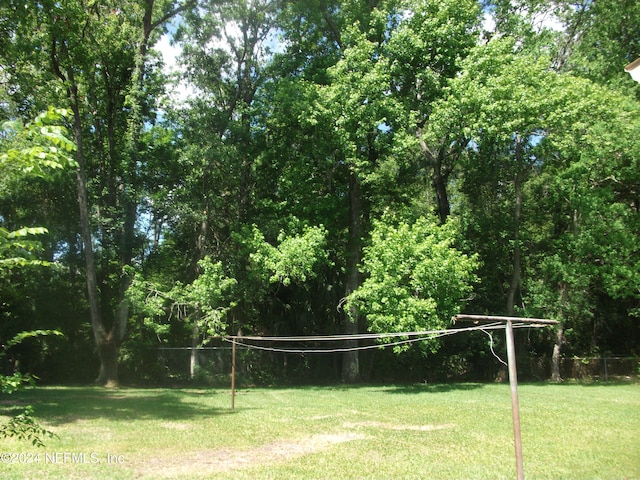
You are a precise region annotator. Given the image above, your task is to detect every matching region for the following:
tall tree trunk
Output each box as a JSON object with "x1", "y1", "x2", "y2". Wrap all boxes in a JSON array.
[
  {"x1": 342, "y1": 170, "x2": 362, "y2": 383},
  {"x1": 190, "y1": 324, "x2": 200, "y2": 380},
  {"x1": 432, "y1": 158, "x2": 451, "y2": 224},
  {"x1": 96, "y1": 336, "x2": 120, "y2": 388},
  {"x1": 552, "y1": 282, "x2": 568, "y2": 382},
  {"x1": 551, "y1": 324, "x2": 564, "y2": 382},
  {"x1": 507, "y1": 135, "x2": 524, "y2": 315},
  {"x1": 416, "y1": 127, "x2": 452, "y2": 224},
  {"x1": 67, "y1": 73, "x2": 119, "y2": 386}
]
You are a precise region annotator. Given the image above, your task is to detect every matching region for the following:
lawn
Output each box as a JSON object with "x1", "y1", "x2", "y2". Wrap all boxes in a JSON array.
[{"x1": 1, "y1": 383, "x2": 638, "y2": 479}]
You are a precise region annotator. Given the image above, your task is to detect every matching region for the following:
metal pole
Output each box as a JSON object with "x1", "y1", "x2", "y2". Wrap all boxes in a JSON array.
[
  {"x1": 231, "y1": 337, "x2": 236, "y2": 411},
  {"x1": 505, "y1": 320, "x2": 524, "y2": 480},
  {"x1": 452, "y1": 314, "x2": 558, "y2": 479}
]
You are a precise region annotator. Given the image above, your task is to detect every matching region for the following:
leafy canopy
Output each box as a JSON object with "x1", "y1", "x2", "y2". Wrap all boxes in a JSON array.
[
  {"x1": 0, "y1": 107, "x2": 77, "y2": 176},
  {"x1": 348, "y1": 216, "x2": 479, "y2": 353},
  {"x1": 248, "y1": 224, "x2": 330, "y2": 287},
  {"x1": 0, "y1": 107, "x2": 77, "y2": 268},
  {"x1": 127, "y1": 257, "x2": 237, "y2": 341}
]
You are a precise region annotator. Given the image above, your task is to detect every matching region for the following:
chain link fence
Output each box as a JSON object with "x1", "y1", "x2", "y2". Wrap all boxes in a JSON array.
[
  {"x1": 521, "y1": 356, "x2": 639, "y2": 382},
  {"x1": 147, "y1": 343, "x2": 639, "y2": 385}
]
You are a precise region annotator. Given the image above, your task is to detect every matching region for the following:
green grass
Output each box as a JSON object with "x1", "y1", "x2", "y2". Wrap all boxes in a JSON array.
[{"x1": 1, "y1": 383, "x2": 638, "y2": 479}]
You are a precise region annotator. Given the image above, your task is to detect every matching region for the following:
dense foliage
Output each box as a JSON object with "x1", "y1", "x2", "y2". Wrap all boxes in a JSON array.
[
  {"x1": 0, "y1": 108, "x2": 70, "y2": 445},
  {"x1": 0, "y1": 0, "x2": 638, "y2": 386},
  {"x1": 347, "y1": 217, "x2": 479, "y2": 353}
]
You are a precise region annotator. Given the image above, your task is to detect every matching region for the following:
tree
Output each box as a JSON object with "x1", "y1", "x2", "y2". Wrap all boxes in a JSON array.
[
  {"x1": 554, "y1": 0, "x2": 640, "y2": 89},
  {"x1": 321, "y1": 16, "x2": 400, "y2": 382},
  {"x1": 163, "y1": 0, "x2": 281, "y2": 360},
  {"x1": 451, "y1": 38, "x2": 564, "y2": 315},
  {"x1": 266, "y1": 0, "x2": 481, "y2": 381},
  {"x1": 128, "y1": 255, "x2": 237, "y2": 377},
  {"x1": 347, "y1": 216, "x2": 479, "y2": 353},
  {"x1": 449, "y1": 29, "x2": 640, "y2": 374},
  {"x1": 247, "y1": 224, "x2": 330, "y2": 288},
  {"x1": 0, "y1": 0, "x2": 196, "y2": 386},
  {"x1": 525, "y1": 83, "x2": 640, "y2": 378},
  {"x1": 386, "y1": 0, "x2": 480, "y2": 224}
]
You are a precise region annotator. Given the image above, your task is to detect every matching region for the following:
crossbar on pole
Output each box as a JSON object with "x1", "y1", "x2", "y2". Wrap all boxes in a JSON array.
[{"x1": 453, "y1": 314, "x2": 558, "y2": 325}]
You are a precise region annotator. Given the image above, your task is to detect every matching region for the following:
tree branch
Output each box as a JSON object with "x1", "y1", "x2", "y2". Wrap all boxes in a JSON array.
[
  {"x1": 320, "y1": 1, "x2": 343, "y2": 50},
  {"x1": 50, "y1": 35, "x2": 67, "y2": 83},
  {"x1": 151, "y1": 0, "x2": 198, "y2": 32},
  {"x1": 415, "y1": 126, "x2": 435, "y2": 164}
]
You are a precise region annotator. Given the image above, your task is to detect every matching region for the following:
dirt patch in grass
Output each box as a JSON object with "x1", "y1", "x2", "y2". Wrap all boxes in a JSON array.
[
  {"x1": 159, "y1": 421, "x2": 191, "y2": 431},
  {"x1": 343, "y1": 421, "x2": 455, "y2": 432},
  {"x1": 84, "y1": 394, "x2": 129, "y2": 400},
  {"x1": 136, "y1": 432, "x2": 366, "y2": 478}
]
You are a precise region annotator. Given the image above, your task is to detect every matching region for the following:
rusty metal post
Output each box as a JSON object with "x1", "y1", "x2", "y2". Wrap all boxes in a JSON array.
[
  {"x1": 452, "y1": 314, "x2": 558, "y2": 480},
  {"x1": 505, "y1": 319, "x2": 524, "y2": 480},
  {"x1": 231, "y1": 337, "x2": 236, "y2": 411}
]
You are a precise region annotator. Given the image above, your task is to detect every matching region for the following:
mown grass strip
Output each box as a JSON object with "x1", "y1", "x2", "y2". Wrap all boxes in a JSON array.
[{"x1": 1, "y1": 383, "x2": 638, "y2": 479}]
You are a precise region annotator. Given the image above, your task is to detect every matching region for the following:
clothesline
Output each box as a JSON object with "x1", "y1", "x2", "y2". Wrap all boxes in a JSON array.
[{"x1": 219, "y1": 321, "x2": 546, "y2": 355}]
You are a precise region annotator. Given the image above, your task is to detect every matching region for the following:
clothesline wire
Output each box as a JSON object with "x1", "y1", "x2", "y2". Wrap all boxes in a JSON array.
[
  {"x1": 482, "y1": 328, "x2": 509, "y2": 367},
  {"x1": 226, "y1": 336, "x2": 425, "y2": 354},
  {"x1": 224, "y1": 322, "x2": 521, "y2": 342},
  {"x1": 219, "y1": 322, "x2": 545, "y2": 355}
]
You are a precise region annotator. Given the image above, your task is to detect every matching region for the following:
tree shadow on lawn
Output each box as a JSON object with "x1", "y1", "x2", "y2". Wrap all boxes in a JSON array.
[
  {"x1": 2, "y1": 387, "x2": 236, "y2": 426},
  {"x1": 380, "y1": 382, "x2": 487, "y2": 394},
  {"x1": 258, "y1": 382, "x2": 487, "y2": 394},
  {"x1": 519, "y1": 379, "x2": 639, "y2": 388}
]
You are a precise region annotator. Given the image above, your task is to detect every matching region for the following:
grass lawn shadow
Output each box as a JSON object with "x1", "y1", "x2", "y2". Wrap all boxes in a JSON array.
[
  {"x1": 2, "y1": 386, "x2": 234, "y2": 426},
  {"x1": 381, "y1": 382, "x2": 487, "y2": 394},
  {"x1": 520, "y1": 379, "x2": 639, "y2": 388}
]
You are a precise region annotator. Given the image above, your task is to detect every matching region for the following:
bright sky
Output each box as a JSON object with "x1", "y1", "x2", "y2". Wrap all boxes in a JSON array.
[
  {"x1": 155, "y1": 22, "x2": 285, "y2": 106},
  {"x1": 155, "y1": 33, "x2": 191, "y2": 105},
  {"x1": 482, "y1": 7, "x2": 564, "y2": 35},
  {"x1": 155, "y1": 8, "x2": 563, "y2": 105}
]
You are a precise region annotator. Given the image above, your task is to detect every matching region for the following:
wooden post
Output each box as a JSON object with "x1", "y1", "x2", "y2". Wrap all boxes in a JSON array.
[
  {"x1": 505, "y1": 319, "x2": 524, "y2": 480},
  {"x1": 231, "y1": 337, "x2": 236, "y2": 411}
]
